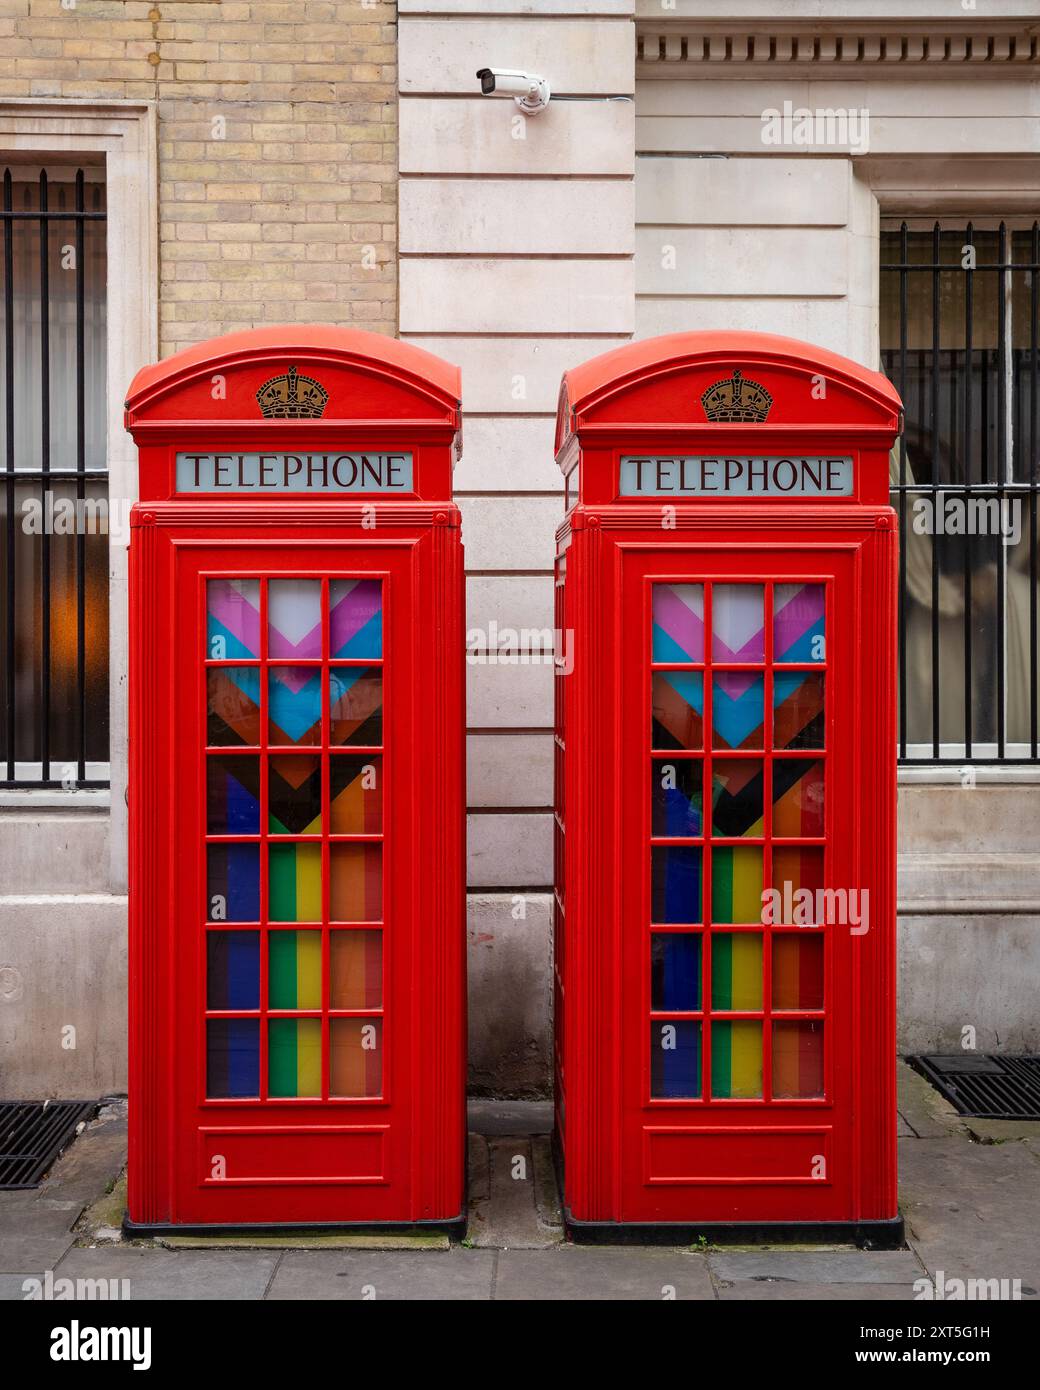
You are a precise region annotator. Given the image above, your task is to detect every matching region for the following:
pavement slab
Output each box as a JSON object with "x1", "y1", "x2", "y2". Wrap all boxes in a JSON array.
[
  {"x1": 53, "y1": 1247, "x2": 280, "y2": 1300},
  {"x1": 716, "y1": 1280, "x2": 919, "y2": 1301},
  {"x1": 496, "y1": 1246, "x2": 715, "y2": 1300},
  {"x1": 468, "y1": 1134, "x2": 562, "y2": 1249},
  {"x1": 267, "y1": 1249, "x2": 495, "y2": 1300},
  {"x1": 708, "y1": 1249, "x2": 925, "y2": 1285}
]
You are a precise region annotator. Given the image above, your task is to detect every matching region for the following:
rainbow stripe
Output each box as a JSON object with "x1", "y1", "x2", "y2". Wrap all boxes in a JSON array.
[
  {"x1": 774, "y1": 583, "x2": 825, "y2": 663},
  {"x1": 207, "y1": 843, "x2": 259, "y2": 922},
  {"x1": 269, "y1": 842, "x2": 322, "y2": 922},
  {"x1": 207, "y1": 931, "x2": 259, "y2": 1010},
  {"x1": 712, "y1": 584, "x2": 764, "y2": 663},
  {"x1": 773, "y1": 758, "x2": 824, "y2": 837},
  {"x1": 268, "y1": 579, "x2": 321, "y2": 660},
  {"x1": 652, "y1": 671, "x2": 703, "y2": 750},
  {"x1": 330, "y1": 756, "x2": 383, "y2": 833},
  {"x1": 330, "y1": 1017, "x2": 382, "y2": 1097},
  {"x1": 771, "y1": 845, "x2": 824, "y2": 921},
  {"x1": 772, "y1": 932, "x2": 824, "y2": 1011},
  {"x1": 711, "y1": 844, "x2": 762, "y2": 924},
  {"x1": 330, "y1": 579, "x2": 382, "y2": 660},
  {"x1": 206, "y1": 755, "x2": 260, "y2": 834},
  {"x1": 773, "y1": 1020, "x2": 824, "y2": 1098},
  {"x1": 207, "y1": 579, "x2": 260, "y2": 659},
  {"x1": 207, "y1": 667, "x2": 261, "y2": 747},
  {"x1": 711, "y1": 1020, "x2": 762, "y2": 1098},
  {"x1": 269, "y1": 1017, "x2": 321, "y2": 1097},
  {"x1": 207, "y1": 1019, "x2": 259, "y2": 1098},
  {"x1": 268, "y1": 929, "x2": 322, "y2": 1009},
  {"x1": 651, "y1": 845, "x2": 702, "y2": 924},
  {"x1": 711, "y1": 932, "x2": 762, "y2": 1011},
  {"x1": 330, "y1": 842, "x2": 383, "y2": 922},
  {"x1": 330, "y1": 667, "x2": 383, "y2": 747},
  {"x1": 652, "y1": 584, "x2": 704, "y2": 663},
  {"x1": 269, "y1": 754, "x2": 321, "y2": 835},
  {"x1": 650, "y1": 1019, "x2": 701, "y2": 1099},
  {"x1": 330, "y1": 929, "x2": 383, "y2": 1010}
]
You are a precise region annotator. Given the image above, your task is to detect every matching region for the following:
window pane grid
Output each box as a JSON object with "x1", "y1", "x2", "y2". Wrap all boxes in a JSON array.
[
  {"x1": 648, "y1": 580, "x2": 828, "y2": 1104},
  {"x1": 203, "y1": 575, "x2": 385, "y2": 1104}
]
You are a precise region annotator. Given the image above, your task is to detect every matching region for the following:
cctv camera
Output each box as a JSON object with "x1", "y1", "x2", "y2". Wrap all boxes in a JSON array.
[{"x1": 476, "y1": 68, "x2": 551, "y2": 117}]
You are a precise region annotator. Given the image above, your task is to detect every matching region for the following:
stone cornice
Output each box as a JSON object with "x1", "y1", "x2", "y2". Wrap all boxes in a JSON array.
[{"x1": 637, "y1": 22, "x2": 1039, "y2": 73}]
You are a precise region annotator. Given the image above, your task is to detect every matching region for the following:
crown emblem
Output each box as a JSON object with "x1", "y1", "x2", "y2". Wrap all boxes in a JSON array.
[
  {"x1": 701, "y1": 369, "x2": 773, "y2": 424},
  {"x1": 255, "y1": 365, "x2": 329, "y2": 419}
]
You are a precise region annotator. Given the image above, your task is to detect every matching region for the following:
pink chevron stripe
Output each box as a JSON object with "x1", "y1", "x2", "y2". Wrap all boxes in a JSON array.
[
  {"x1": 269, "y1": 619, "x2": 322, "y2": 661},
  {"x1": 653, "y1": 586, "x2": 703, "y2": 661},
  {"x1": 774, "y1": 587, "x2": 824, "y2": 658},
  {"x1": 208, "y1": 581, "x2": 260, "y2": 654},
  {"x1": 330, "y1": 580, "x2": 381, "y2": 652},
  {"x1": 270, "y1": 664, "x2": 317, "y2": 696}
]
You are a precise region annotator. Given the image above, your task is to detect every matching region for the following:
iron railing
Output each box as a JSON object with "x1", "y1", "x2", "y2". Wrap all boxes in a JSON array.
[
  {"x1": 0, "y1": 167, "x2": 108, "y2": 789},
  {"x1": 881, "y1": 221, "x2": 1039, "y2": 763}
]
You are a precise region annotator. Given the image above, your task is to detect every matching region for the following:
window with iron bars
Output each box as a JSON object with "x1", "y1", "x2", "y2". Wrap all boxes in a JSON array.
[
  {"x1": 0, "y1": 165, "x2": 108, "y2": 790},
  {"x1": 881, "y1": 220, "x2": 1040, "y2": 764}
]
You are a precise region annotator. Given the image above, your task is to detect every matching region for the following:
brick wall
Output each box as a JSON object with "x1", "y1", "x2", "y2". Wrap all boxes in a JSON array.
[{"x1": 0, "y1": 0, "x2": 398, "y2": 352}]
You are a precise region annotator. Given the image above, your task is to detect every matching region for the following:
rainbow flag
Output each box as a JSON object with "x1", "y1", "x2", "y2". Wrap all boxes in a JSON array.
[
  {"x1": 772, "y1": 758, "x2": 825, "y2": 837},
  {"x1": 206, "y1": 1019, "x2": 258, "y2": 1099},
  {"x1": 711, "y1": 1020, "x2": 762, "y2": 1099},
  {"x1": 207, "y1": 930, "x2": 259, "y2": 1011},
  {"x1": 711, "y1": 932, "x2": 762, "y2": 1010},
  {"x1": 773, "y1": 1020, "x2": 824, "y2": 1098},
  {"x1": 268, "y1": 1017, "x2": 321, "y2": 1098},
  {"x1": 331, "y1": 843, "x2": 383, "y2": 922},
  {"x1": 269, "y1": 842, "x2": 322, "y2": 922},
  {"x1": 331, "y1": 1018, "x2": 382, "y2": 1097},
  {"x1": 772, "y1": 932, "x2": 824, "y2": 1010},
  {"x1": 330, "y1": 756, "x2": 383, "y2": 833},
  {"x1": 650, "y1": 1020, "x2": 701, "y2": 1099},
  {"x1": 330, "y1": 930, "x2": 383, "y2": 1010},
  {"x1": 711, "y1": 844, "x2": 763, "y2": 924},
  {"x1": 207, "y1": 843, "x2": 259, "y2": 922},
  {"x1": 268, "y1": 929, "x2": 322, "y2": 1010}
]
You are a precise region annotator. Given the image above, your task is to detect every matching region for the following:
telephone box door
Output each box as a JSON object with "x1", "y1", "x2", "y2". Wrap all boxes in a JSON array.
[
  {"x1": 150, "y1": 535, "x2": 434, "y2": 1224},
  {"x1": 620, "y1": 541, "x2": 874, "y2": 1223}
]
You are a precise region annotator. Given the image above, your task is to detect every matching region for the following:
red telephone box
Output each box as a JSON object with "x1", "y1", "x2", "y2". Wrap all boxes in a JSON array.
[
  {"x1": 553, "y1": 331, "x2": 903, "y2": 1245},
  {"x1": 124, "y1": 327, "x2": 465, "y2": 1231}
]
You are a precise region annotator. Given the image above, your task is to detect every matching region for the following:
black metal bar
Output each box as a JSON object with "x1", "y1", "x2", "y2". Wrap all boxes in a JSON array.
[
  {"x1": 930, "y1": 222, "x2": 941, "y2": 758},
  {"x1": 964, "y1": 223, "x2": 974, "y2": 758},
  {"x1": 75, "y1": 170, "x2": 86, "y2": 784},
  {"x1": 996, "y1": 223, "x2": 1007, "y2": 759},
  {"x1": 897, "y1": 223, "x2": 908, "y2": 758},
  {"x1": 38, "y1": 170, "x2": 50, "y2": 783},
  {"x1": 0, "y1": 210, "x2": 106, "y2": 221},
  {"x1": 3, "y1": 169, "x2": 13, "y2": 783}
]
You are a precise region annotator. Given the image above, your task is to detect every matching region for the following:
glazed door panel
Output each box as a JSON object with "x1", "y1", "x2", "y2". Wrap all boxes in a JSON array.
[
  {"x1": 620, "y1": 544, "x2": 863, "y2": 1224},
  {"x1": 170, "y1": 541, "x2": 415, "y2": 1225}
]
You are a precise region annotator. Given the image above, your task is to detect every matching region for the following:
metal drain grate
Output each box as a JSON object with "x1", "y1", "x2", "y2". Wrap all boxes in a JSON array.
[
  {"x1": 0, "y1": 1101, "x2": 97, "y2": 1188},
  {"x1": 909, "y1": 1055, "x2": 1040, "y2": 1120}
]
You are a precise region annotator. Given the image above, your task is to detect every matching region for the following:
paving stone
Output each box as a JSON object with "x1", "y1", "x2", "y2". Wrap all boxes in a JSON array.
[
  {"x1": 0, "y1": 1232, "x2": 78, "y2": 1273},
  {"x1": 467, "y1": 1099, "x2": 554, "y2": 1136},
  {"x1": 266, "y1": 1250, "x2": 495, "y2": 1300},
  {"x1": 468, "y1": 1135, "x2": 560, "y2": 1249},
  {"x1": 54, "y1": 1247, "x2": 279, "y2": 1300},
  {"x1": 717, "y1": 1280, "x2": 919, "y2": 1301},
  {"x1": 900, "y1": 1134, "x2": 1040, "y2": 1215},
  {"x1": 964, "y1": 1118, "x2": 1040, "y2": 1145},
  {"x1": 708, "y1": 1249, "x2": 924, "y2": 1285},
  {"x1": 0, "y1": 1272, "x2": 49, "y2": 1300},
  {"x1": 36, "y1": 1104, "x2": 128, "y2": 1207},
  {"x1": 496, "y1": 1247, "x2": 714, "y2": 1300},
  {"x1": 896, "y1": 1061, "x2": 964, "y2": 1138}
]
